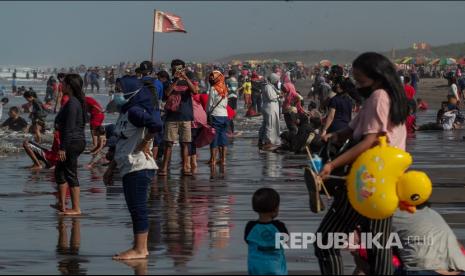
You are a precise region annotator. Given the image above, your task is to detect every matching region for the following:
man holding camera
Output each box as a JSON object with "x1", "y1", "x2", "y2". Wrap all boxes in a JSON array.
[{"x1": 158, "y1": 59, "x2": 198, "y2": 176}]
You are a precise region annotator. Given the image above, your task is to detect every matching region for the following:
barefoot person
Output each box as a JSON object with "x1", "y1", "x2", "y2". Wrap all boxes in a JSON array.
[
  {"x1": 158, "y1": 59, "x2": 198, "y2": 176},
  {"x1": 258, "y1": 73, "x2": 281, "y2": 150},
  {"x1": 110, "y1": 75, "x2": 162, "y2": 260},
  {"x1": 54, "y1": 74, "x2": 87, "y2": 215},
  {"x1": 85, "y1": 95, "x2": 105, "y2": 148},
  {"x1": 207, "y1": 70, "x2": 229, "y2": 177},
  {"x1": 23, "y1": 131, "x2": 60, "y2": 170},
  {"x1": 316, "y1": 52, "x2": 409, "y2": 275}
]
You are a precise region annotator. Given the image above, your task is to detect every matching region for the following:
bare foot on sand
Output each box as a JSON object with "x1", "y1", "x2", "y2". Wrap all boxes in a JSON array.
[
  {"x1": 59, "y1": 209, "x2": 82, "y2": 216},
  {"x1": 30, "y1": 165, "x2": 43, "y2": 171},
  {"x1": 113, "y1": 249, "x2": 149, "y2": 260},
  {"x1": 50, "y1": 204, "x2": 66, "y2": 212}
]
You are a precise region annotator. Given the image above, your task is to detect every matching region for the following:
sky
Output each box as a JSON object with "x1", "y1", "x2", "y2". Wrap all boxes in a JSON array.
[{"x1": 1, "y1": 1, "x2": 465, "y2": 67}]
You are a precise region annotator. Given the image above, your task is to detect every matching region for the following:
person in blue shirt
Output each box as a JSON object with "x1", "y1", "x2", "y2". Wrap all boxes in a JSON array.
[{"x1": 245, "y1": 188, "x2": 288, "y2": 275}]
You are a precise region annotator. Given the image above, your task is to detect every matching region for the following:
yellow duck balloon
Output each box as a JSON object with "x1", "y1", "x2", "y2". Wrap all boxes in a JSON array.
[{"x1": 347, "y1": 136, "x2": 433, "y2": 219}]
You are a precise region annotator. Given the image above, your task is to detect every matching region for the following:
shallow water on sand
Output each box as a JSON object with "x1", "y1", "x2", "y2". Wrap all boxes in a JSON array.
[{"x1": 0, "y1": 80, "x2": 464, "y2": 274}]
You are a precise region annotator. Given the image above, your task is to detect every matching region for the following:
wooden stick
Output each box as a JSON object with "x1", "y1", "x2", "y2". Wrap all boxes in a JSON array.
[{"x1": 305, "y1": 146, "x2": 318, "y2": 172}]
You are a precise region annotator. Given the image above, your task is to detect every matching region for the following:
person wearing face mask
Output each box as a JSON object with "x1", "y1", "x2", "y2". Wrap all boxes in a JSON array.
[
  {"x1": 258, "y1": 73, "x2": 282, "y2": 151},
  {"x1": 321, "y1": 77, "x2": 353, "y2": 137},
  {"x1": 329, "y1": 65, "x2": 362, "y2": 108},
  {"x1": 313, "y1": 53, "x2": 409, "y2": 275},
  {"x1": 108, "y1": 75, "x2": 162, "y2": 260}
]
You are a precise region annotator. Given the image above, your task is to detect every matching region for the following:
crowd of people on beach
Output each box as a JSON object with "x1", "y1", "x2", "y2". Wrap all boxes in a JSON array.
[{"x1": 1, "y1": 53, "x2": 464, "y2": 275}]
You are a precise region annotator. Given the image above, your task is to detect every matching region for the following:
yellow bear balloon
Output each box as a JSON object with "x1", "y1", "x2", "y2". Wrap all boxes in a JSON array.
[{"x1": 347, "y1": 136, "x2": 432, "y2": 219}]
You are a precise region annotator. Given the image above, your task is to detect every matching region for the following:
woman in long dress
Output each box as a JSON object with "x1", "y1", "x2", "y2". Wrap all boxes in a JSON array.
[{"x1": 259, "y1": 73, "x2": 281, "y2": 150}]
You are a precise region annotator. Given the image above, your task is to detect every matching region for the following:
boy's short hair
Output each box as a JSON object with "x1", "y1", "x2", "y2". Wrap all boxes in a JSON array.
[
  {"x1": 171, "y1": 59, "x2": 186, "y2": 69},
  {"x1": 1, "y1": 97, "x2": 8, "y2": 104},
  {"x1": 23, "y1": 91, "x2": 34, "y2": 99},
  {"x1": 9, "y1": 106, "x2": 19, "y2": 113},
  {"x1": 252, "y1": 188, "x2": 280, "y2": 213}
]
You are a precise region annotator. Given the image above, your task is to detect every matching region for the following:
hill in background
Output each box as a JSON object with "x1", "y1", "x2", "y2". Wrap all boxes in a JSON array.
[{"x1": 217, "y1": 42, "x2": 465, "y2": 65}]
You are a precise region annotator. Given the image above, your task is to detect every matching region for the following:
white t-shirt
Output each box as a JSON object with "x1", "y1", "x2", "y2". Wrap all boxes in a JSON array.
[
  {"x1": 207, "y1": 87, "x2": 228, "y2": 117},
  {"x1": 114, "y1": 112, "x2": 157, "y2": 177},
  {"x1": 441, "y1": 111, "x2": 457, "y2": 130}
]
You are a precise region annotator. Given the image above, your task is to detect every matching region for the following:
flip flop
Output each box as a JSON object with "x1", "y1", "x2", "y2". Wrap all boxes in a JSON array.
[{"x1": 304, "y1": 167, "x2": 325, "y2": 213}]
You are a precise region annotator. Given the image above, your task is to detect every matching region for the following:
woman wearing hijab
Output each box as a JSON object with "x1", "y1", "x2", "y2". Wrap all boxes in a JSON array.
[
  {"x1": 282, "y1": 81, "x2": 305, "y2": 135},
  {"x1": 259, "y1": 73, "x2": 281, "y2": 150},
  {"x1": 207, "y1": 70, "x2": 229, "y2": 177}
]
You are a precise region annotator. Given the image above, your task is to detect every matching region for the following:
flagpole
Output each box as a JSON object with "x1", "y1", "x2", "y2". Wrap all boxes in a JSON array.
[{"x1": 151, "y1": 9, "x2": 156, "y2": 65}]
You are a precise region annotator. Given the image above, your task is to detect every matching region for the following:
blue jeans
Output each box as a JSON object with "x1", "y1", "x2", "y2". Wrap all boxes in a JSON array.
[
  {"x1": 210, "y1": 116, "x2": 229, "y2": 148},
  {"x1": 122, "y1": 169, "x2": 155, "y2": 234}
]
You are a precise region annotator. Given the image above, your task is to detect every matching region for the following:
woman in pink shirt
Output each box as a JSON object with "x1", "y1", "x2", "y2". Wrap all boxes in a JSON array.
[{"x1": 314, "y1": 52, "x2": 409, "y2": 275}]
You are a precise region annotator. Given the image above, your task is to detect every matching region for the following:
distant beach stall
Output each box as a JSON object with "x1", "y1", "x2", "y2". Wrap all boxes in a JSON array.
[{"x1": 319, "y1": 59, "x2": 332, "y2": 67}]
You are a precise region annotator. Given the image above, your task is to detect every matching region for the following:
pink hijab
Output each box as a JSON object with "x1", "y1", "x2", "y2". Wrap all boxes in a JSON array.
[{"x1": 282, "y1": 82, "x2": 304, "y2": 114}]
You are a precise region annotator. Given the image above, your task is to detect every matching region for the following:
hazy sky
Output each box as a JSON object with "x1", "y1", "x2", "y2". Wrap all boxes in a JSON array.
[{"x1": 1, "y1": 1, "x2": 464, "y2": 67}]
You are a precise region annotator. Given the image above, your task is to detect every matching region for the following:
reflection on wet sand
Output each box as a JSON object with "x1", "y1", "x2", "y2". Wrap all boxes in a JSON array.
[
  {"x1": 147, "y1": 177, "x2": 234, "y2": 271},
  {"x1": 56, "y1": 218, "x2": 87, "y2": 275},
  {"x1": 116, "y1": 259, "x2": 148, "y2": 275},
  {"x1": 0, "y1": 81, "x2": 464, "y2": 274}
]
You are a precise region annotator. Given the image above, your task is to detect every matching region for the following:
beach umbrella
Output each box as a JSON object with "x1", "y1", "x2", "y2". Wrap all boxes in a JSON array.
[
  {"x1": 457, "y1": 57, "x2": 465, "y2": 65},
  {"x1": 439, "y1": 58, "x2": 456, "y2": 66},
  {"x1": 319, "y1": 59, "x2": 332, "y2": 67},
  {"x1": 447, "y1": 58, "x2": 457, "y2": 65},
  {"x1": 429, "y1": 58, "x2": 440, "y2": 66},
  {"x1": 400, "y1": 57, "x2": 413, "y2": 64}
]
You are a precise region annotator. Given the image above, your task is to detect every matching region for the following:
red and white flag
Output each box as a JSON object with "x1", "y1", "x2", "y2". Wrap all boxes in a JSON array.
[{"x1": 154, "y1": 10, "x2": 187, "y2": 33}]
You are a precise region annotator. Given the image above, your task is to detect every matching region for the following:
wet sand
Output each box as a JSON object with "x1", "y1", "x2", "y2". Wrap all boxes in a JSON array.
[{"x1": 0, "y1": 78, "x2": 463, "y2": 275}]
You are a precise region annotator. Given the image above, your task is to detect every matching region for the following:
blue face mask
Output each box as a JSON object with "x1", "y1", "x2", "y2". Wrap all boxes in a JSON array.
[{"x1": 114, "y1": 88, "x2": 141, "y2": 108}]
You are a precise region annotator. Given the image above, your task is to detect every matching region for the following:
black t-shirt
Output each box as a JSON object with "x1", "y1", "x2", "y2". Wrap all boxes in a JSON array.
[
  {"x1": 165, "y1": 79, "x2": 194, "y2": 122},
  {"x1": 251, "y1": 80, "x2": 265, "y2": 95},
  {"x1": 1, "y1": 117, "x2": 28, "y2": 131},
  {"x1": 328, "y1": 94, "x2": 353, "y2": 133},
  {"x1": 244, "y1": 220, "x2": 289, "y2": 243}
]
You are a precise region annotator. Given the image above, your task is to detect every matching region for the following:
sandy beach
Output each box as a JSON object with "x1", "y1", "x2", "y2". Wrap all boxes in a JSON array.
[{"x1": 0, "y1": 78, "x2": 463, "y2": 275}]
